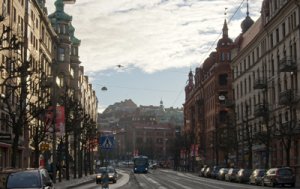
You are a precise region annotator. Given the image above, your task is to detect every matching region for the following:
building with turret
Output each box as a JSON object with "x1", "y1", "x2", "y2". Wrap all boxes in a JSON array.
[{"x1": 183, "y1": 15, "x2": 235, "y2": 169}]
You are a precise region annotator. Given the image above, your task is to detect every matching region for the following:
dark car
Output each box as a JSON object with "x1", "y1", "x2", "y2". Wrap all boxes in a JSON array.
[
  {"x1": 106, "y1": 166, "x2": 118, "y2": 183},
  {"x1": 217, "y1": 168, "x2": 229, "y2": 180},
  {"x1": 225, "y1": 168, "x2": 239, "y2": 182},
  {"x1": 236, "y1": 168, "x2": 252, "y2": 183},
  {"x1": 96, "y1": 167, "x2": 108, "y2": 184},
  {"x1": 249, "y1": 169, "x2": 265, "y2": 185},
  {"x1": 6, "y1": 168, "x2": 54, "y2": 189},
  {"x1": 211, "y1": 166, "x2": 222, "y2": 179},
  {"x1": 262, "y1": 167, "x2": 295, "y2": 187},
  {"x1": 96, "y1": 166, "x2": 118, "y2": 184}
]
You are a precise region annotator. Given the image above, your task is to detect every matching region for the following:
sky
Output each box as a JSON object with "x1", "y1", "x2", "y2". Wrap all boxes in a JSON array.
[{"x1": 45, "y1": 0, "x2": 263, "y2": 113}]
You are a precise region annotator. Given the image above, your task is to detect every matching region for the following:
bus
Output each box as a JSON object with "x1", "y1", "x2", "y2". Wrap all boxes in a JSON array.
[{"x1": 133, "y1": 155, "x2": 149, "y2": 173}]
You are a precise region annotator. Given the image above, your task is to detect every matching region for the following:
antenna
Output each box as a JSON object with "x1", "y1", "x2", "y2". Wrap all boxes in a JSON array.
[{"x1": 246, "y1": 0, "x2": 249, "y2": 16}]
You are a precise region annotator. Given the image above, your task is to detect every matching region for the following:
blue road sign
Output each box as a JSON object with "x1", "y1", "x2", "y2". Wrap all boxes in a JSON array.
[{"x1": 99, "y1": 136, "x2": 114, "y2": 150}]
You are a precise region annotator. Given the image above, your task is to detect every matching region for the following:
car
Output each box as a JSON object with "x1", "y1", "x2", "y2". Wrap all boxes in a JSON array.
[
  {"x1": 262, "y1": 167, "x2": 295, "y2": 187},
  {"x1": 217, "y1": 168, "x2": 229, "y2": 180},
  {"x1": 106, "y1": 166, "x2": 118, "y2": 183},
  {"x1": 149, "y1": 163, "x2": 158, "y2": 169},
  {"x1": 96, "y1": 166, "x2": 118, "y2": 184},
  {"x1": 211, "y1": 166, "x2": 222, "y2": 179},
  {"x1": 204, "y1": 166, "x2": 212, "y2": 177},
  {"x1": 236, "y1": 168, "x2": 252, "y2": 183},
  {"x1": 199, "y1": 165, "x2": 208, "y2": 177},
  {"x1": 6, "y1": 168, "x2": 54, "y2": 189},
  {"x1": 225, "y1": 168, "x2": 239, "y2": 182},
  {"x1": 96, "y1": 167, "x2": 108, "y2": 184},
  {"x1": 249, "y1": 169, "x2": 265, "y2": 185}
]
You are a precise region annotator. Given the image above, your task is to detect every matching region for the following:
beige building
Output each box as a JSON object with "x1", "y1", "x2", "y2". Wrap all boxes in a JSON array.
[
  {"x1": 231, "y1": 0, "x2": 300, "y2": 178},
  {"x1": 0, "y1": 0, "x2": 98, "y2": 172}
]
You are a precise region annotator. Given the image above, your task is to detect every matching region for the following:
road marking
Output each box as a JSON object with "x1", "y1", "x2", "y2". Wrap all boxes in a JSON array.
[{"x1": 140, "y1": 174, "x2": 167, "y2": 189}]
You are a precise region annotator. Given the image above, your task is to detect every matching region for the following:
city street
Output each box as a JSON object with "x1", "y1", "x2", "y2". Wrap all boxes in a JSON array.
[{"x1": 69, "y1": 168, "x2": 300, "y2": 189}]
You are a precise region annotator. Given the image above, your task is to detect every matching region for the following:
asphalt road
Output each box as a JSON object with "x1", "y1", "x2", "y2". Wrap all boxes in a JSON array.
[{"x1": 71, "y1": 168, "x2": 300, "y2": 189}]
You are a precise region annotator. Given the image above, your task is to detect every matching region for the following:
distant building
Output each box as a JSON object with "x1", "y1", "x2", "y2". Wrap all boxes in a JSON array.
[{"x1": 98, "y1": 99, "x2": 183, "y2": 160}]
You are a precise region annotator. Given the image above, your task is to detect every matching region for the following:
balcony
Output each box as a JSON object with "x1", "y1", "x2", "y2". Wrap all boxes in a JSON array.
[
  {"x1": 278, "y1": 89, "x2": 298, "y2": 105},
  {"x1": 254, "y1": 103, "x2": 268, "y2": 117},
  {"x1": 278, "y1": 57, "x2": 297, "y2": 72},
  {"x1": 220, "y1": 99, "x2": 235, "y2": 108},
  {"x1": 253, "y1": 78, "x2": 267, "y2": 89}
]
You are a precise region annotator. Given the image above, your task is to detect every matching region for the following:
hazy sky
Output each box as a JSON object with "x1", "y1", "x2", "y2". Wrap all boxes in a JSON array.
[{"x1": 45, "y1": 0, "x2": 263, "y2": 112}]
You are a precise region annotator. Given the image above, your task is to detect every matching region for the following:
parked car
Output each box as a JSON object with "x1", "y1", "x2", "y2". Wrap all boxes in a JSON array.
[
  {"x1": 249, "y1": 169, "x2": 265, "y2": 185},
  {"x1": 236, "y1": 168, "x2": 252, "y2": 183},
  {"x1": 211, "y1": 166, "x2": 222, "y2": 179},
  {"x1": 204, "y1": 167, "x2": 212, "y2": 178},
  {"x1": 6, "y1": 168, "x2": 54, "y2": 189},
  {"x1": 262, "y1": 167, "x2": 295, "y2": 187},
  {"x1": 225, "y1": 168, "x2": 239, "y2": 182},
  {"x1": 199, "y1": 165, "x2": 208, "y2": 177},
  {"x1": 217, "y1": 168, "x2": 229, "y2": 180}
]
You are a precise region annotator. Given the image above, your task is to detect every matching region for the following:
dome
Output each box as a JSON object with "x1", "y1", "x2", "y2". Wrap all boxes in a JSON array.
[{"x1": 241, "y1": 16, "x2": 254, "y2": 33}]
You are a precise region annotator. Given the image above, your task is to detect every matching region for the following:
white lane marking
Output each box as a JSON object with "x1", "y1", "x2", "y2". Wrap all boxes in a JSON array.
[
  {"x1": 140, "y1": 174, "x2": 167, "y2": 189},
  {"x1": 160, "y1": 170, "x2": 225, "y2": 189}
]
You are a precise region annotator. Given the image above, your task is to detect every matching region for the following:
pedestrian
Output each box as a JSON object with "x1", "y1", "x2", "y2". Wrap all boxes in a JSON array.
[{"x1": 101, "y1": 169, "x2": 109, "y2": 189}]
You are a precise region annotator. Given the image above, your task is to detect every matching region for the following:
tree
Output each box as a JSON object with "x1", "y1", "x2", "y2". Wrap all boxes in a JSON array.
[{"x1": 0, "y1": 56, "x2": 49, "y2": 168}]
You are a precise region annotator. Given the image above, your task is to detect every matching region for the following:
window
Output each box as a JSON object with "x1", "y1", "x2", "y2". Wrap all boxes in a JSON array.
[
  {"x1": 13, "y1": 7, "x2": 16, "y2": 22},
  {"x1": 35, "y1": 18, "x2": 38, "y2": 29},
  {"x1": 270, "y1": 33, "x2": 274, "y2": 48},
  {"x1": 58, "y1": 48, "x2": 65, "y2": 61},
  {"x1": 282, "y1": 22, "x2": 286, "y2": 37},
  {"x1": 218, "y1": 74, "x2": 228, "y2": 85},
  {"x1": 276, "y1": 28, "x2": 279, "y2": 43}
]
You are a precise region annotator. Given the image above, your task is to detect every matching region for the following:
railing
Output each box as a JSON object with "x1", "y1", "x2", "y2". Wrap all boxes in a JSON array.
[
  {"x1": 278, "y1": 89, "x2": 297, "y2": 105},
  {"x1": 254, "y1": 103, "x2": 268, "y2": 117},
  {"x1": 278, "y1": 57, "x2": 297, "y2": 72},
  {"x1": 253, "y1": 78, "x2": 267, "y2": 89}
]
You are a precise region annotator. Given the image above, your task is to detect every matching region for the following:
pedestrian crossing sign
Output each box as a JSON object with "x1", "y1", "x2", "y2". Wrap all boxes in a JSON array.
[{"x1": 99, "y1": 136, "x2": 114, "y2": 150}]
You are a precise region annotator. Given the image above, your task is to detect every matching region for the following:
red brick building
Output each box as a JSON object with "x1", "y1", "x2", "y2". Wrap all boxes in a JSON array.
[{"x1": 183, "y1": 18, "x2": 235, "y2": 168}]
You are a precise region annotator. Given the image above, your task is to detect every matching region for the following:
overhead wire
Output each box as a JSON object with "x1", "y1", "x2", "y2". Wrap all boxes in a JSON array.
[{"x1": 171, "y1": 0, "x2": 246, "y2": 107}]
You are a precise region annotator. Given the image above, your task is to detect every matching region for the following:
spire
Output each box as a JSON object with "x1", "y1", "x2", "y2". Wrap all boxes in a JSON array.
[
  {"x1": 188, "y1": 70, "x2": 193, "y2": 84},
  {"x1": 222, "y1": 8, "x2": 228, "y2": 37},
  {"x1": 241, "y1": 0, "x2": 254, "y2": 33},
  {"x1": 55, "y1": 0, "x2": 64, "y2": 12},
  {"x1": 246, "y1": 0, "x2": 249, "y2": 16}
]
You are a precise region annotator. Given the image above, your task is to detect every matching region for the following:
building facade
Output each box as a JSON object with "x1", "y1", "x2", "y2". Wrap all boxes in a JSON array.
[
  {"x1": 0, "y1": 0, "x2": 98, "y2": 174},
  {"x1": 183, "y1": 17, "x2": 235, "y2": 169},
  {"x1": 232, "y1": 0, "x2": 300, "y2": 178}
]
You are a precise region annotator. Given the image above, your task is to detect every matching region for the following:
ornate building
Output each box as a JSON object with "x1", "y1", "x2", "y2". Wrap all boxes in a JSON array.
[
  {"x1": 0, "y1": 0, "x2": 98, "y2": 176},
  {"x1": 183, "y1": 16, "x2": 235, "y2": 168}
]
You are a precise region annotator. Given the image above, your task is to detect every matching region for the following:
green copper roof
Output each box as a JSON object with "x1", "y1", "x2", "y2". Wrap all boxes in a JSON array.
[
  {"x1": 71, "y1": 36, "x2": 81, "y2": 45},
  {"x1": 48, "y1": 0, "x2": 72, "y2": 22},
  {"x1": 69, "y1": 24, "x2": 81, "y2": 45}
]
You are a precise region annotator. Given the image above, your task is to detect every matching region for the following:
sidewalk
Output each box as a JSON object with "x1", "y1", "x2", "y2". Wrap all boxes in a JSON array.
[{"x1": 54, "y1": 174, "x2": 95, "y2": 189}]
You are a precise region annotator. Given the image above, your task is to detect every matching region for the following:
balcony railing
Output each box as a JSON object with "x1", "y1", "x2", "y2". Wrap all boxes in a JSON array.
[
  {"x1": 278, "y1": 89, "x2": 298, "y2": 105},
  {"x1": 254, "y1": 103, "x2": 268, "y2": 117},
  {"x1": 253, "y1": 78, "x2": 267, "y2": 89},
  {"x1": 279, "y1": 57, "x2": 297, "y2": 72}
]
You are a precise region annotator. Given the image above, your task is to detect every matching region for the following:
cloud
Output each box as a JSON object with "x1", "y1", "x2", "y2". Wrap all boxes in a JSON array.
[{"x1": 46, "y1": 0, "x2": 263, "y2": 73}]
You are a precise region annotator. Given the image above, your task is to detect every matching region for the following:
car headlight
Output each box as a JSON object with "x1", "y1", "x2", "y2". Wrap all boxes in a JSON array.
[
  {"x1": 145, "y1": 168, "x2": 148, "y2": 170},
  {"x1": 134, "y1": 168, "x2": 137, "y2": 170},
  {"x1": 96, "y1": 175, "x2": 102, "y2": 178}
]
